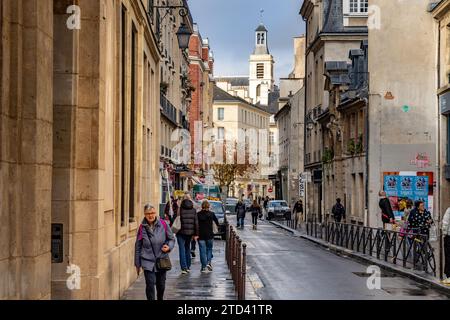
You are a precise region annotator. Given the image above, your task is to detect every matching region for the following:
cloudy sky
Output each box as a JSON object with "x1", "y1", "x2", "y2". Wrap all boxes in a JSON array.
[{"x1": 188, "y1": 0, "x2": 306, "y2": 84}]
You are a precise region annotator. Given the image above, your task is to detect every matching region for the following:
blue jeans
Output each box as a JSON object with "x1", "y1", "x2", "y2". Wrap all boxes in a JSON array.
[
  {"x1": 198, "y1": 239, "x2": 214, "y2": 269},
  {"x1": 237, "y1": 217, "x2": 245, "y2": 227},
  {"x1": 176, "y1": 234, "x2": 192, "y2": 270}
]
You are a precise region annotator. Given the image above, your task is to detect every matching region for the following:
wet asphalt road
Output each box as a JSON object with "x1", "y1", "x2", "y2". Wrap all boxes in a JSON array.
[{"x1": 230, "y1": 216, "x2": 450, "y2": 300}]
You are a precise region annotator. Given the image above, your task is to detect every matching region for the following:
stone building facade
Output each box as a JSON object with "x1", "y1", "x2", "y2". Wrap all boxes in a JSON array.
[
  {"x1": 158, "y1": 0, "x2": 194, "y2": 201},
  {"x1": 300, "y1": 0, "x2": 367, "y2": 221},
  {"x1": 274, "y1": 36, "x2": 306, "y2": 205},
  {"x1": 319, "y1": 41, "x2": 368, "y2": 224},
  {"x1": 275, "y1": 88, "x2": 306, "y2": 205},
  {"x1": 212, "y1": 86, "x2": 272, "y2": 199},
  {"x1": 1, "y1": 0, "x2": 162, "y2": 299},
  {"x1": 430, "y1": 0, "x2": 450, "y2": 242},
  {"x1": 367, "y1": 0, "x2": 437, "y2": 228},
  {"x1": 188, "y1": 24, "x2": 215, "y2": 171}
]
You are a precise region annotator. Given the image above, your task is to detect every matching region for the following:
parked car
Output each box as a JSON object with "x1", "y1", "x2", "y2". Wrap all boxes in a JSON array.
[
  {"x1": 224, "y1": 198, "x2": 238, "y2": 214},
  {"x1": 196, "y1": 200, "x2": 227, "y2": 240},
  {"x1": 266, "y1": 200, "x2": 291, "y2": 220}
]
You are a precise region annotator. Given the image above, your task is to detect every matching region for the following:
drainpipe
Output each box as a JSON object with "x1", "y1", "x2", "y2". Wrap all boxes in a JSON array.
[
  {"x1": 364, "y1": 94, "x2": 369, "y2": 227},
  {"x1": 302, "y1": 12, "x2": 309, "y2": 222},
  {"x1": 437, "y1": 20, "x2": 443, "y2": 280}
]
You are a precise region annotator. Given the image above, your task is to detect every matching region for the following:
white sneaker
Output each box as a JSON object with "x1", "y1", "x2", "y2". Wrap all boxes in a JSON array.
[{"x1": 207, "y1": 264, "x2": 213, "y2": 271}]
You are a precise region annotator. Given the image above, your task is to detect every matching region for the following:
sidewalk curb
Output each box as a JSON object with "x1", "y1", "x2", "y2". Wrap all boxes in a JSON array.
[{"x1": 269, "y1": 220, "x2": 450, "y2": 296}]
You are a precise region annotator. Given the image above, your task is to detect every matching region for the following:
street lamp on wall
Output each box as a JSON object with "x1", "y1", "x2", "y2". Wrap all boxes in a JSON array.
[
  {"x1": 151, "y1": 1, "x2": 193, "y2": 50},
  {"x1": 176, "y1": 23, "x2": 192, "y2": 50}
]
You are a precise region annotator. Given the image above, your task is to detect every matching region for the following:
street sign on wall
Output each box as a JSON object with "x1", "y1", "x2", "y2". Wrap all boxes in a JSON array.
[{"x1": 299, "y1": 175, "x2": 305, "y2": 197}]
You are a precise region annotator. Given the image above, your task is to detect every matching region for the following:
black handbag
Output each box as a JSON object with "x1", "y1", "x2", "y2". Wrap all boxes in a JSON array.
[{"x1": 144, "y1": 225, "x2": 172, "y2": 271}]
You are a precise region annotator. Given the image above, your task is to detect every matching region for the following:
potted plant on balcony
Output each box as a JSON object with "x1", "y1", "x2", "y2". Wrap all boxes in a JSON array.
[
  {"x1": 347, "y1": 138, "x2": 356, "y2": 156},
  {"x1": 322, "y1": 147, "x2": 334, "y2": 173},
  {"x1": 355, "y1": 134, "x2": 364, "y2": 154}
]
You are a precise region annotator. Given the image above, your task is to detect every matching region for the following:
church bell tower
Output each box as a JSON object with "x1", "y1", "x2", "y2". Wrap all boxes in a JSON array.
[{"x1": 249, "y1": 23, "x2": 275, "y2": 106}]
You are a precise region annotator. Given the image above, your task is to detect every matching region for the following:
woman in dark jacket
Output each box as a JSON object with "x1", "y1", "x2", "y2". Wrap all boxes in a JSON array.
[
  {"x1": 135, "y1": 204, "x2": 175, "y2": 300},
  {"x1": 197, "y1": 201, "x2": 220, "y2": 272},
  {"x1": 249, "y1": 200, "x2": 262, "y2": 230},
  {"x1": 177, "y1": 198, "x2": 199, "y2": 274},
  {"x1": 408, "y1": 200, "x2": 433, "y2": 237},
  {"x1": 235, "y1": 200, "x2": 246, "y2": 229}
]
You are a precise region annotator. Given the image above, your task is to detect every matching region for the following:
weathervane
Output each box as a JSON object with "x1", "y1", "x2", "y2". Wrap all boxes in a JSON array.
[{"x1": 260, "y1": 8, "x2": 264, "y2": 23}]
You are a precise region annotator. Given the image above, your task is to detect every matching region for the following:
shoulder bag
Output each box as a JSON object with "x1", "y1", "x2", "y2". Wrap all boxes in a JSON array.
[
  {"x1": 171, "y1": 211, "x2": 181, "y2": 234},
  {"x1": 144, "y1": 221, "x2": 172, "y2": 271}
]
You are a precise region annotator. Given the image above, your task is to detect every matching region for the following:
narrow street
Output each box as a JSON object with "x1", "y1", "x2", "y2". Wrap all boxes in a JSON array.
[{"x1": 230, "y1": 216, "x2": 450, "y2": 300}]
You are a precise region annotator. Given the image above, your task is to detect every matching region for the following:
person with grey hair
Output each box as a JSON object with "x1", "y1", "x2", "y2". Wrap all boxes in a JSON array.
[{"x1": 135, "y1": 204, "x2": 175, "y2": 300}]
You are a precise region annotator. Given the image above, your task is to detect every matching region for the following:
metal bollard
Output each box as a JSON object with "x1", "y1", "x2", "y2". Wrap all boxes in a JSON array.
[
  {"x1": 237, "y1": 238, "x2": 242, "y2": 300},
  {"x1": 241, "y1": 243, "x2": 247, "y2": 300},
  {"x1": 234, "y1": 235, "x2": 240, "y2": 284},
  {"x1": 231, "y1": 231, "x2": 236, "y2": 281}
]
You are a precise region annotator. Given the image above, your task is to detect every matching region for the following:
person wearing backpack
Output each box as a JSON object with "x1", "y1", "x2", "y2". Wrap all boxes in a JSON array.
[
  {"x1": 134, "y1": 204, "x2": 175, "y2": 300},
  {"x1": 331, "y1": 198, "x2": 346, "y2": 223},
  {"x1": 177, "y1": 197, "x2": 199, "y2": 274},
  {"x1": 235, "y1": 199, "x2": 247, "y2": 229}
]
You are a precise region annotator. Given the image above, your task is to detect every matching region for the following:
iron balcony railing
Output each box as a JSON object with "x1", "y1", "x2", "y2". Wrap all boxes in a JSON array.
[{"x1": 160, "y1": 93, "x2": 178, "y2": 126}]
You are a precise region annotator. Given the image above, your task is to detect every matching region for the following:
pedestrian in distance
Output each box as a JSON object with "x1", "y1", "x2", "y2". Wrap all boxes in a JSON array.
[
  {"x1": 293, "y1": 199, "x2": 304, "y2": 229},
  {"x1": 263, "y1": 196, "x2": 269, "y2": 217},
  {"x1": 379, "y1": 191, "x2": 395, "y2": 230},
  {"x1": 442, "y1": 206, "x2": 450, "y2": 285},
  {"x1": 235, "y1": 199, "x2": 247, "y2": 229},
  {"x1": 134, "y1": 204, "x2": 175, "y2": 300},
  {"x1": 249, "y1": 200, "x2": 262, "y2": 230},
  {"x1": 331, "y1": 198, "x2": 346, "y2": 223},
  {"x1": 177, "y1": 196, "x2": 199, "y2": 274},
  {"x1": 197, "y1": 200, "x2": 220, "y2": 273}
]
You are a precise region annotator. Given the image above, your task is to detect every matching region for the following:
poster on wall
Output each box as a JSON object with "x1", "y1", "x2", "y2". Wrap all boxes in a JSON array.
[{"x1": 383, "y1": 172, "x2": 433, "y2": 221}]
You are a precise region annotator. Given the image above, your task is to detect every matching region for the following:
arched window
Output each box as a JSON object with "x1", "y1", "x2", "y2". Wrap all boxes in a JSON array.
[
  {"x1": 257, "y1": 33, "x2": 261, "y2": 45},
  {"x1": 261, "y1": 33, "x2": 265, "y2": 44},
  {"x1": 256, "y1": 84, "x2": 261, "y2": 100}
]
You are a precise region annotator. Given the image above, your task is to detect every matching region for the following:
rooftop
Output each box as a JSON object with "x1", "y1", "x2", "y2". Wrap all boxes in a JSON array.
[
  {"x1": 215, "y1": 76, "x2": 249, "y2": 87},
  {"x1": 213, "y1": 86, "x2": 270, "y2": 114}
]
